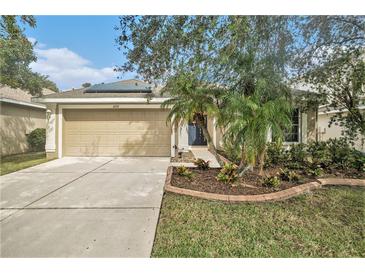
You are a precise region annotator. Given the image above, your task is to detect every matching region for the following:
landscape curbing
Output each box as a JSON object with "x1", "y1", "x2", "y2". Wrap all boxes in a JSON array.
[{"x1": 164, "y1": 166, "x2": 365, "y2": 203}]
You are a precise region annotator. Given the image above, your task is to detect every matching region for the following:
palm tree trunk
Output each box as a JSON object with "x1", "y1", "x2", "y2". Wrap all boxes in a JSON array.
[
  {"x1": 258, "y1": 146, "x2": 267, "y2": 176},
  {"x1": 238, "y1": 145, "x2": 246, "y2": 170},
  {"x1": 237, "y1": 144, "x2": 253, "y2": 176},
  {"x1": 195, "y1": 115, "x2": 224, "y2": 166}
]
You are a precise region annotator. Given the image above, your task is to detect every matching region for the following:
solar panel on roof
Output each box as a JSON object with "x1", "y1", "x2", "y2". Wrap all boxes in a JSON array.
[{"x1": 85, "y1": 80, "x2": 152, "y2": 93}]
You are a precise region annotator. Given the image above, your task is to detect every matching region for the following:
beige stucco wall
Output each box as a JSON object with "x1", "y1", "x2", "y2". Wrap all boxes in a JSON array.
[
  {"x1": 318, "y1": 112, "x2": 364, "y2": 152},
  {"x1": 306, "y1": 110, "x2": 317, "y2": 142},
  {"x1": 0, "y1": 102, "x2": 46, "y2": 156}
]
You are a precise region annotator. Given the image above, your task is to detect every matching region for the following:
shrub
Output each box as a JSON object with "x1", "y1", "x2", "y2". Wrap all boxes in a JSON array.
[
  {"x1": 194, "y1": 158, "x2": 210, "y2": 170},
  {"x1": 284, "y1": 161, "x2": 302, "y2": 170},
  {"x1": 307, "y1": 141, "x2": 332, "y2": 167},
  {"x1": 176, "y1": 165, "x2": 193, "y2": 179},
  {"x1": 278, "y1": 168, "x2": 300, "y2": 183},
  {"x1": 265, "y1": 142, "x2": 288, "y2": 167},
  {"x1": 288, "y1": 143, "x2": 308, "y2": 164},
  {"x1": 27, "y1": 128, "x2": 46, "y2": 152},
  {"x1": 305, "y1": 165, "x2": 323, "y2": 177},
  {"x1": 262, "y1": 176, "x2": 281, "y2": 188},
  {"x1": 216, "y1": 163, "x2": 238, "y2": 184},
  {"x1": 326, "y1": 138, "x2": 354, "y2": 169},
  {"x1": 352, "y1": 150, "x2": 365, "y2": 172}
]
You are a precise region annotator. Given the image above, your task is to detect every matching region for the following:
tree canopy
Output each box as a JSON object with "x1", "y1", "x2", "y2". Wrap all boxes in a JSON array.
[
  {"x1": 116, "y1": 15, "x2": 365, "y2": 144},
  {"x1": 116, "y1": 16, "x2": 295, "y2": 92},
  {"x1": 292, "y1": 16, "x2": 365, "y2": 144},
  {"x1": 0, "y1": 15, "x2": 59, "y2": 95}
]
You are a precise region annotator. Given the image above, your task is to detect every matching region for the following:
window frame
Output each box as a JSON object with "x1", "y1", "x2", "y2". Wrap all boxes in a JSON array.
[{"x1": 283, "y1": 108, "x2": 301, "y2": 145}]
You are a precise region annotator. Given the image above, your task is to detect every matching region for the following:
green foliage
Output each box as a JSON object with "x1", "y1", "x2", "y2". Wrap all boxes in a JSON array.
[
  {"x1": 221, "y1": 140, "x2": 241, "y2": 164},
  {"x1": 117, "y1": 16, "x2": 295, "y2": 171},
  {"x1": 216, "y1": 163, "x2": 238, "y2": 184},
  {"x1": 160, "y1": 72, "x2": 220, "y2": 152},
  {"x1": 326, "y1": 138, "x2": 355, "y2": 169},
  {"x1": 352, "y1": 150, "x2": 365, "y2": 172},
  {"x1": 193, "y1": 158, "x2": 210, "y2": 170},
  {"x1": 278, "y1": 168, "x2": 300, "y2": 183},
  {"x1": 176, "y1": 165, "x2": 193, "y2": 179},
  {"x1": 117, "y1": 15, "x2": 365, "y2": 166},
  {"x1": 305, "y1": 165, "x2": 323, "y2": 177},
  {"x1": 0, "y1": 15, "x2": 58, "y2": 95},
  {"x1": 307, "y1": 141, "x2": 331, "y2": 167},
  {"x1": 42, "y1": 78, "x2": 59, "y2": 92},
  {"x1": 265, "y1": 138, "x2": 363, "y2": 176},
  {"x1": 116, "y1": 16, "x2": 295, "y2": 85},
  {"x1": 262, "y1": 176, "x2": 281, "y2": 188},
  {"x1": 153, "y1": 189, "x2": 365, "y2": 257},
  {"x1": 221, "y1": 83, "x2": 292, "y2": 169},
  {"x1": 287, "y1": 143, "x2": 308, "y2": 165},
  {"x1": 27, "y1": 128, "x2": 46, "y2": 152},
  {"x1": 265, "y1": 142, "x2": 288, "y2": 167},
  {"x1": 294, "y1": 16, "x2": 365, "y2": 143}
]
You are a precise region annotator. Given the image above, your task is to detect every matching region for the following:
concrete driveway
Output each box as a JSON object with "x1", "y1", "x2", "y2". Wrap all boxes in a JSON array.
[{"x1": 0, "y1": 157, "x2": 170, "y2": 257}]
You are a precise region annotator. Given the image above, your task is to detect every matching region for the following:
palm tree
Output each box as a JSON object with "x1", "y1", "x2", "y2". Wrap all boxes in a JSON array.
[
  {"x1": 161, "y1": 72, "x2": 223, "y2": 161},
  {"x1": 220, "y1": 79, "x2": 292, "y2": 175}
]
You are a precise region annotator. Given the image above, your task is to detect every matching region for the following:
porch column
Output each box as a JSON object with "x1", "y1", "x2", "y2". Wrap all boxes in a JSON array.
[
  {"x1": 45, "y1": 103, "x2": 57, "y2": 158},
  {"x1": 178, "y1": 121, "x2": 189, "y2": 151},
  {"x1": 212, "y1": 117, "x2": 217, "y2": 148},
  {"x1": 301, "y1": 112, "x2": 308, "y2": 144},
  {"x1": 171, "y1": 115, "x2": 176, "y2": 157}
]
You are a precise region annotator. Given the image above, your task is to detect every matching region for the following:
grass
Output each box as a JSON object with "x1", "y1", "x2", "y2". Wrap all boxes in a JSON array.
[
  {"x1": 0, "y1": 151, "x2": 49, "y2": 175},
  {"x1": 152, "y1": 187, "x2": 365, "y2": 257}
]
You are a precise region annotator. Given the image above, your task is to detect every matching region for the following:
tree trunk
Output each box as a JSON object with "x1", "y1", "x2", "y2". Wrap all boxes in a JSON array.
[
  {"x1": 258, "y1": 146, "x2": 267, "y2": 176},
  {"x1": 195, "y1": 115, "x2": 224, "y2": 166},
  {"x1": 238, "y1": 144, "x2": 247, "y2": 170},
  {"x1": 237, "y1": 144, "x2": 253, "y2": 176}
]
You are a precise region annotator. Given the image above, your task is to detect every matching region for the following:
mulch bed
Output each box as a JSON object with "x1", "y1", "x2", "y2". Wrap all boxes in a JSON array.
[
  {"x1": 171, "y1": 167, "x2": 315, "y2": 195},
  {"x1": 321, "y1": 167, "x2": 365, "y2": 179}
]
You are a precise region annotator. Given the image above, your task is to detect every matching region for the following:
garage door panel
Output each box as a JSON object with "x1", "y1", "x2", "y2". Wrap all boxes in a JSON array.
[
  {"x1": 65, "y1": 146, "x2": 170, "y2": 157},
  {"x1": 66, "y1": 121, "x2": 168, "y2": 131},
  {"x1": 67, "y1": 134, "x2": 170, "y2": 146},
  {"x1": 63, "y1": 109, "x2": 171, "y2": 156}
]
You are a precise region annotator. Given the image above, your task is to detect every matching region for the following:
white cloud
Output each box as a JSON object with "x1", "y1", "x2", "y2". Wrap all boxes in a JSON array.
[
  {"x1": 28, "y1": 38, "x2": 118, "y2": 90},
  {"x1": 27, "y1": 37, "x2": 46, "y2": 48}
]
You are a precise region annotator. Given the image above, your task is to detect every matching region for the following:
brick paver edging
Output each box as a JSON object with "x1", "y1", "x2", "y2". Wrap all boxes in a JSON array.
[{"x1": 164, "y1": 166, "x2": 365, "y2": 203}]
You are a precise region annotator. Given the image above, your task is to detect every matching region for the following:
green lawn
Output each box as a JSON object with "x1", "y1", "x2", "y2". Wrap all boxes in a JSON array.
[
  {"x1": 152, "y1": 187, "x2": 365, "y2": 257},
  {"x1": 0, "y1": 152, "x2": 49, "y2": 175}
]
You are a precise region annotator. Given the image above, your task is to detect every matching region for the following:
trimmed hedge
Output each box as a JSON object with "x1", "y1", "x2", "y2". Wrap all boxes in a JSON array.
[{"x1": 27, "y1": 128, "x2": 46, "y2": 152}]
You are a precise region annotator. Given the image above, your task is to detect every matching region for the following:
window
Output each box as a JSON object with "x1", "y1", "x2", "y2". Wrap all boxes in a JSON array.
[{"x1": 284, "y1": 109, "x2": 300, "y2": 142}]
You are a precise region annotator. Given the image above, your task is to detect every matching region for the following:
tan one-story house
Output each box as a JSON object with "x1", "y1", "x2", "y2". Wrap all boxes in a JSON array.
[
  {"x1": 0, "y1": 85, "x2": 55, "y2": 156},
  {"x1": 32, "y1": 79, "x2": 317, "y2": 159},
  {"x1": 318, "y1": 104, "x2": 365, "y2": 152}
]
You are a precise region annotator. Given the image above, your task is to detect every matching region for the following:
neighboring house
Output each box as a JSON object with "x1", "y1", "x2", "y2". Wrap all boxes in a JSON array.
[
  {"x1": 318, "y1": 105, "x2": 365, "y2": 152},
  {"x1": 0, "y1": 85, "x2": 55, "y2": 156},
  {"x1": 33, "y1": 79, "x2": 317, "y2": 159}
]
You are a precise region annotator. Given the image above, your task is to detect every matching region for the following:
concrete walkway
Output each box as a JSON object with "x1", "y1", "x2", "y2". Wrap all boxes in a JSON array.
[
  {"x1": 190, "y1": 147, "x2": 220, "y2": 167},
  {"x1": 0, "y1": 157, "x2": 170, "y2": 257}
]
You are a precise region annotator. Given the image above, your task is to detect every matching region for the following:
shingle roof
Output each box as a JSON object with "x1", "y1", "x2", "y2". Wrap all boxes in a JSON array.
[
  {"x1": 86, "y1": 79, "x2": 152, "y2": 92},
  {"x1": 39, "y1": 80, "x2": 168, "y2": 99},
  {"x1": 0, "y1": 85, "x2": 55, "y2": 102}
]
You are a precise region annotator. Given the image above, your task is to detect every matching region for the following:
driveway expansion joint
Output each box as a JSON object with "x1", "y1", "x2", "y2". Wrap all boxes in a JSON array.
[{"x1": 0, "y1": 159, "x2": 114, "y2": 222}]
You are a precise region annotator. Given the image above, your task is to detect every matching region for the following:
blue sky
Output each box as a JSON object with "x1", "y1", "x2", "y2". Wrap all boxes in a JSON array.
[{"x1": 24, "y1": 16, "x2": 134, "y2": 90}]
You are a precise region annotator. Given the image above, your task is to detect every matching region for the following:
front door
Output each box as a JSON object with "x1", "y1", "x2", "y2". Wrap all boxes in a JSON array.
[{"x1": 188, "y1": 121, "x2": 207, "y2": 146}]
